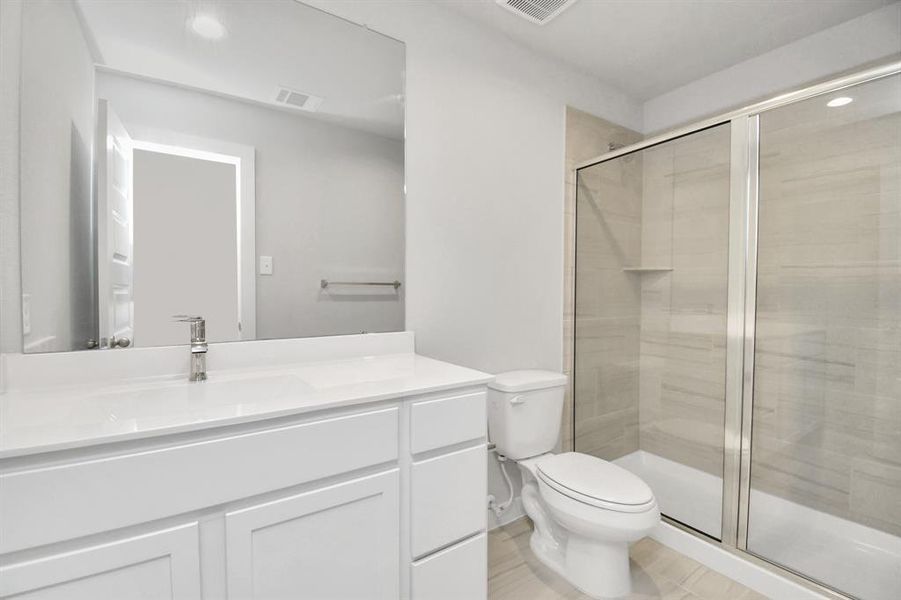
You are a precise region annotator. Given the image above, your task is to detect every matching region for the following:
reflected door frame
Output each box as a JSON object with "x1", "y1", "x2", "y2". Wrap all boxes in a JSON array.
[
  {"x1": 95, "y1": 99, "x2": 135, "y2": 351},
  {"x1": 130, "y1": 132, "x2": 256, "y2": 341}
]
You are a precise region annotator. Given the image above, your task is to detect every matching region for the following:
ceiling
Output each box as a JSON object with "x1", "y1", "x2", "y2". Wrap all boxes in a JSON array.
[
  {"x1": 76, "y1": 0, "x2": 405, "y2": 138},
  {"x1": 443, "y1": 0, "x2": 894, "y2": 100}
]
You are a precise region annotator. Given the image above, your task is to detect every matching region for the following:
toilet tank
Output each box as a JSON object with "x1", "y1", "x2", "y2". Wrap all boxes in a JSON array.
[{"x1": 487, "y1": 370, "x2": 568, "y2": 460}]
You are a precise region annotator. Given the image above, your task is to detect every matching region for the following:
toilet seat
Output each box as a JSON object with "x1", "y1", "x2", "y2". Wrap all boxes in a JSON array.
[{"x1": 536, "y1": 452, "x2": 656, "y2": 513}]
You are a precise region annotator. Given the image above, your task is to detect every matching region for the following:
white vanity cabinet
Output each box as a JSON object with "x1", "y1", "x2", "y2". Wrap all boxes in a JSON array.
[{"x1": 0, "y1": 382, "x2": 489, "y2": 600}]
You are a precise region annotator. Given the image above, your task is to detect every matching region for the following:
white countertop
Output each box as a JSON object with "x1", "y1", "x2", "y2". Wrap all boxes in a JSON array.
[{"x1": 0, "y1": 353, "x2": 493, "y2": 459}]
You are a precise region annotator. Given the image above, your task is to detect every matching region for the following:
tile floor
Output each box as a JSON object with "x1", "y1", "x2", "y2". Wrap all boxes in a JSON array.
[{"x1": 488, "y1": 518, "x2": 767, "y2": 600}]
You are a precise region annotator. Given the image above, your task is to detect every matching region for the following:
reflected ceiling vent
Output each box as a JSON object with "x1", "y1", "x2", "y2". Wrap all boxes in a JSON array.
[
  {"x1": 274, "y1": 86, "x2": 324, "y2": 112},
  {"x1": 495, "y1": 0, "x2": 580, "y2": 25}
]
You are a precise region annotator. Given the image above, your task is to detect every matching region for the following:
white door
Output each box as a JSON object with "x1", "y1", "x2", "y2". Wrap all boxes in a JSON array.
[
  {"x1": 131, "y1": 149, "x2": 241, "y2": 346},
  {"x1": 225, "y1": 470, "x2": 400, "y2": 600},
  {"x1": 0, "y1": 523, "x2": 201, "y2": 600},
  {"x1": 95, "y1": 99, "x2": 134, "y2": 349}
]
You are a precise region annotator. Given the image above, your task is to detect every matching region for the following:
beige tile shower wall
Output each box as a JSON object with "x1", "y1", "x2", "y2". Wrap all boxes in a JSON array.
[
  {"x1": 566, "y1": 107, "x2": 641, "y2": 456},
  {"x1": 637, "y1": 126, "x2": 732, "y2": 477},
  {"x1": 752, "y1": 94, "x2": 901, "y2": 536}
]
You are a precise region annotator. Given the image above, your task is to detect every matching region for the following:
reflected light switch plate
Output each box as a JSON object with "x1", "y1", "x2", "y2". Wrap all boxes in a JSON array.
[{"x1": 259, "y1": 256, "x2": 273, "y2": 275}]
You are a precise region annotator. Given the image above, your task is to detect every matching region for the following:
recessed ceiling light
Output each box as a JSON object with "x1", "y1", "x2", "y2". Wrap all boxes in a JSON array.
[
  {"x1": 190, "y1": 14, "x2": 227, "y2": 40},
  {"x1": 827, "y1": 97, "x2": 853, "y2": 108}
]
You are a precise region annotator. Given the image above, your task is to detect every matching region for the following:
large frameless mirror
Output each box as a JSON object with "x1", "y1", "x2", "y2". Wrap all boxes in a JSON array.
[{"x1": 17, "y1": 0, "x2": 405, "y2": 353}]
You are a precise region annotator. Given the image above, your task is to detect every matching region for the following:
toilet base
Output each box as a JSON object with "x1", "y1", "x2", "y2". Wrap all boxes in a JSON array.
[
  {"x1": 529, "y1": 529, "x2": 632, "y2": 599},
  {"x1": 566, "y1": 534, "x2": 631, "y2": 598},
  {"x1": 517, "y1": 458, "x2": 656, "y2": 599}
]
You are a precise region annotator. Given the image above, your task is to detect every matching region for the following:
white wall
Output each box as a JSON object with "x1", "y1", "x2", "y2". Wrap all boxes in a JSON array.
[
  {"x1": 643, "y1": 1, "x2": 901, "y2": 133},
  {"x1": 18, "y1": 0, "x2": 96, "y2": 352},
  {"x1": 96, "y1": 71, "x2": 405, "y2": 341},
  {"x1": 304, "y1": 0, "x2": 642, "y2": 376}
]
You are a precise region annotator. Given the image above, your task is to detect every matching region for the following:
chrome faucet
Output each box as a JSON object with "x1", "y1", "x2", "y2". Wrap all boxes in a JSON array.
[{"x1": 174, "y1": 315, "x2": 207, "y2": 381}]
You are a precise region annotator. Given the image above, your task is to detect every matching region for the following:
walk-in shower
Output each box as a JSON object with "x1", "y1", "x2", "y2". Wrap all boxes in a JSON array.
[{"x1": 573, "y1": 62, "x2": 900, "y2": 600}]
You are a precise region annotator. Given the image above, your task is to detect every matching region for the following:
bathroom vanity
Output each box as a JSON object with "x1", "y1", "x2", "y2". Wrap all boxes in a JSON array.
[{"x1": 0, "y1": 333, "x2": 492, "y2": 600}]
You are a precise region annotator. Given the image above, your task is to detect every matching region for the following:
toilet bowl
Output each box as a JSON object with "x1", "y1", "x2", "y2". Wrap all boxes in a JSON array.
[
  {"x1": 487, "y1": 371, "x2": 660, "y2": 599},
  {"x1": 518, "y1": 452, "x2": 659, "y2": 598}
]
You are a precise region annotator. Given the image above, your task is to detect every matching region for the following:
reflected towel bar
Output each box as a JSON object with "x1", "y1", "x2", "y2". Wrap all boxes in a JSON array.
[{"x1": 320, "y1": 279, "x2": 402, "y2": 290}]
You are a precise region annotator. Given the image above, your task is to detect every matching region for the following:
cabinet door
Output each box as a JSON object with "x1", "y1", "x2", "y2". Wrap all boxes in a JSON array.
[
  {"x1": 0, "y1": 523, "x2": 201, "y2": 600},
  {"x1": 226, "y1": 470, "x2": 399, "y2": 600}
]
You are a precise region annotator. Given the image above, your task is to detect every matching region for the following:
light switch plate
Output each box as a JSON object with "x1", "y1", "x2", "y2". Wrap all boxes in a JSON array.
[{"x1": 259, "y1": 256, "x2": 273, "y2": 275}]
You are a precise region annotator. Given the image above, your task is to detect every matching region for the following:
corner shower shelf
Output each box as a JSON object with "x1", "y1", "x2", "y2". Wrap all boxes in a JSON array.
[{"x1": 622, "y1": 267, "x2": 673, "y2": 273}]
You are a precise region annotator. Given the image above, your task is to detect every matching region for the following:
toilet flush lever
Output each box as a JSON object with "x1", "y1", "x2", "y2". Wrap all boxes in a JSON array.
[{"x1": 510, "y1": 395, "x2": 526, "y2": 405}]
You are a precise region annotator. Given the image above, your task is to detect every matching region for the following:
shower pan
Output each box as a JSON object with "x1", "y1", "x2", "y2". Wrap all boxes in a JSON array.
[{"x1": 573, "y1": 61, "x2": 901, "y2": 600}]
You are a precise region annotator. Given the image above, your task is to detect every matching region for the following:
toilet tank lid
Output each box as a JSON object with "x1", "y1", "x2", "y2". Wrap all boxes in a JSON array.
[{"x1": 488, "y1": 370, "x2": 567, "y2": 392}]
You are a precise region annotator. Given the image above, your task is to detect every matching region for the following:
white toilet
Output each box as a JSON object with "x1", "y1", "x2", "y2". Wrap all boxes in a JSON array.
[{"x1": 487, "y1": 370, "x2": 660, "y2": 599}]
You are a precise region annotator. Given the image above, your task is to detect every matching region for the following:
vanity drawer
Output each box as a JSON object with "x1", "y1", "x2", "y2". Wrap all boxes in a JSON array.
[
  {"x1": 0, "y1": 406, "x2": 399, "y2": 554},
  {"x1": 410, "y1": 444, "x2": 486, "y2": 558},
  {"x1": 411, "y1": 533, "x2": 486, "y2": 600},
  {"x1": 410, "y1": 390, "x2": 486, "y2": 454}
]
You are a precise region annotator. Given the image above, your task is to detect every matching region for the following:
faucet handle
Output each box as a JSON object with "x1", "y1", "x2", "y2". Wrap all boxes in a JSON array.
[
  {"x1": 173, "y1": 315, "x2": 206, "y2": 344},
  {"x1": 172, "y1": 314, "x2": 204, "y2": 322}
]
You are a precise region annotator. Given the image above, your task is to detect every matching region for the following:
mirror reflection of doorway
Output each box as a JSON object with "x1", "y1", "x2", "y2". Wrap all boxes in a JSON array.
[
  {"x1": 93, "y1": 112, "x2": 257, "y2": 349},
  {"x1": 131, "y1": 142, "x2": 253, "y2": 346}
]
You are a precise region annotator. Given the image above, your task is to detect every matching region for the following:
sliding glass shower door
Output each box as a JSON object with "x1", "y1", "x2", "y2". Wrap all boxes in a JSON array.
[{"x1": 746, "y1": 73, "x2": 901, "y2": 600}]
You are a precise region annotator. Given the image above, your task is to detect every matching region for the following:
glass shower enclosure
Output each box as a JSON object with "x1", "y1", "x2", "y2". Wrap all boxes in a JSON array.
[{"x1": 573, "y1": 63, "x2": 900, "y2": 600}]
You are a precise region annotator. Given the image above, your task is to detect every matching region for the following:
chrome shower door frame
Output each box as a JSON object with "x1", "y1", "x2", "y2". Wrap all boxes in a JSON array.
[
  {"x1": 572, "y1": 58, "x2": 901, "y2": 600},
  {"x1": 721, "y1": 113, "x2": 755, "y2": 547}
]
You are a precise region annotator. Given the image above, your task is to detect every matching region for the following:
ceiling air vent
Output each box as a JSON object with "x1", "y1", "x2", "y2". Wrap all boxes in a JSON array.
[
  {"x1": 274, "y1": 86, "x2": 323, "y2": 112},
  {"x1": 495, "y1": 0, "x2": 580, "y2": 25}
]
